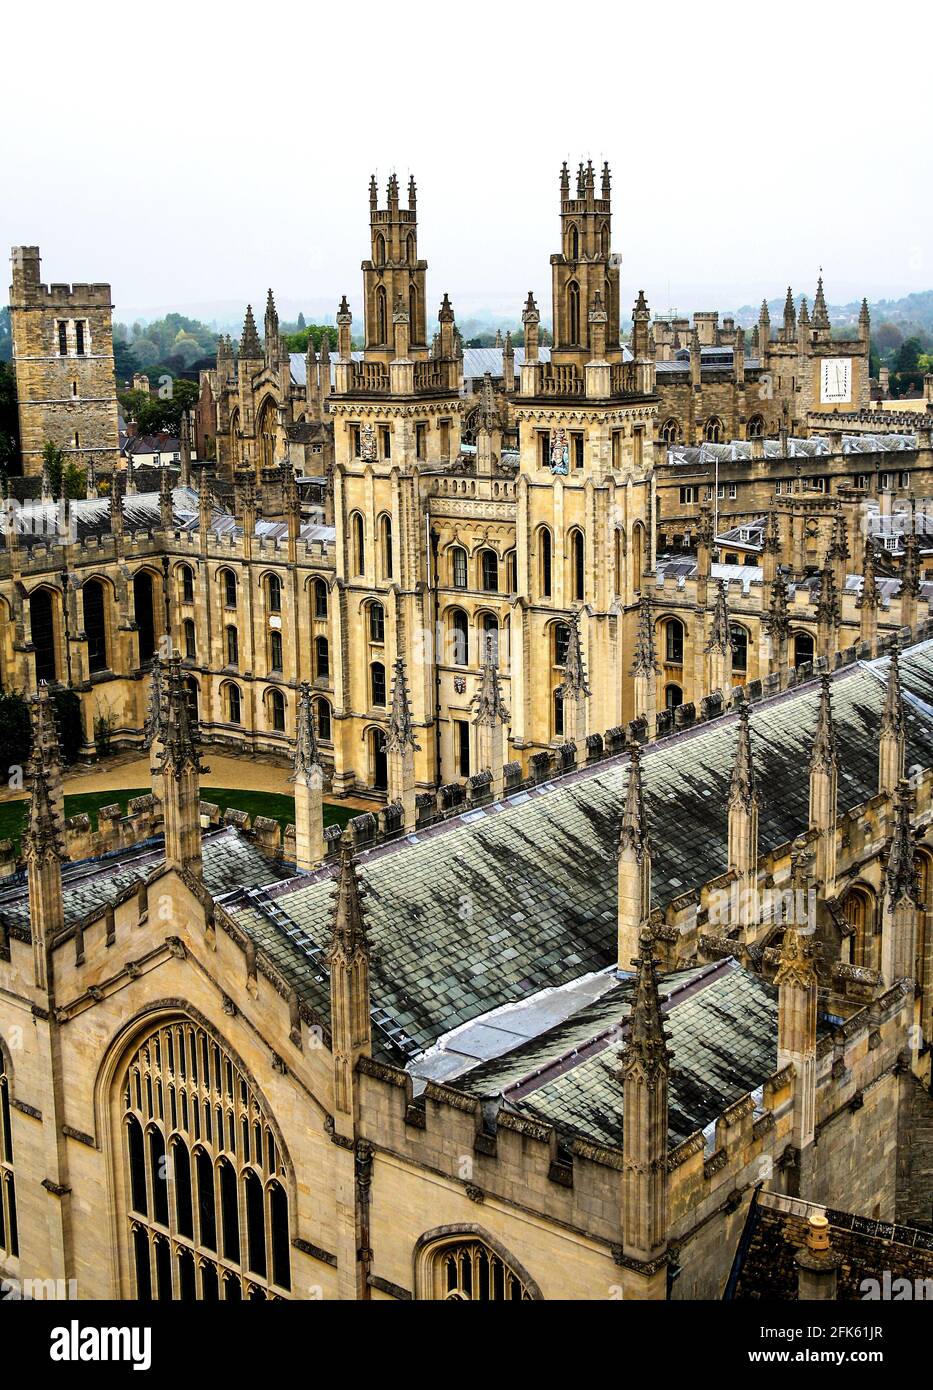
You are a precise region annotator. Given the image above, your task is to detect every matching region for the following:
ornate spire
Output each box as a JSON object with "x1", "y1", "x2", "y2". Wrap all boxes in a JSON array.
[
  {"x1": 145, "y1": 657, "x2": 168, "y2": 750},
  {"x1": 330, "y1": 836, "x2": 369, "y2": 961},
  {"x1": 886, "y1": 780, "x2": 919, "y2": 905},
  {"x1": 384, "y1": 658, "x2": 420, "y2": 754},
  {"x1": 765, "y1": 570, "x2": 790, "y2": 641},
  {"x1": 827, "y1": 511, "x2": 849, "y2": 564},
  {"x1": 729, "y1": 705, "x2": 757, "y2": 811},
  {"x1": 774, "y1": 919, "x2": 817, "y2": 990},
  {"x1": 291, "y1": 681, "x2": 322, "y2": 780},
  {"x1": 815, "y1": 562, "x2": 841, "y2": 628},
  {"x1": 619, "y1": 741, "x2": 650, "y2": 863},
  {"x1": 783, "y1": 286, "x2": 796, "y2": 329},
  {"x1": 631, "y1": 595, "x2": 660, "y2": 675},
  {"x1": 812, "y1": 275, "x2": 829, "y2": 327},
  {"x1": 705, "y1": 578, "x2": 731, "y2": 653},
  {"x1": 240, "y1": 304, "x2": 262, "y2": 360},
  {"x1": 160, "y1": 655, "x2": 204, "y2": 775},
  {"x1": 881, "y1": 642, "x2": 905, "y2": 740},
  {"x1": 901, "y1": 530, "x2": 921, "y2": 599},
  {"x1": 810, "y1": 674, "x2": 837, "y2": 773},
  {"x1": 264, "y1": 288, "x2": 279, "y2": 344},
  {"x1": 857, "y1": 539, "x2": 881, "y2": 608},
  {"x1": 798, "y1": 295, "x2": 811, "y2": 329},
  {"x1": 560, "y1": 610, "x2": 590, "y2": 699},
  {"x1": 762, "y1": 506, "x2": 781, "y2": 556},
  {"x1": 23, "y1": 747, "x2": 64, "y2": 864},
  {"x1": 471, "y1": 651, "x2": 510, "y2": 727},
  {"x1": 621, "y1": 926, "x2": 669, "y2": 1079}
]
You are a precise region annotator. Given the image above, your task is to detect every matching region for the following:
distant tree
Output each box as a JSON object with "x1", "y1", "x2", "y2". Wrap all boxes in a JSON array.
[
  {"x1": 0, "y1": 306, "x2": 11, "y2": 362},
  {"x1": 284, "y1": 325, "x2": 338, "y2": 353},
  {"x1": 0, "y1": 691, "x2": 31, "y2": 779},
  {"x1": 0, "y1": 362, "x2": 20, "y2": 473},
  {"x1": 896, "y1": 337, "x2": 924, "y2": 376},
  {"x1": 42, "y1": 440, "x2": 65, "y2": 498},
  {"x1": 119, "y1": 377, "x2": 199, "y2": 435},
  {"x1": 874, "y1": 321, "x2": 904, "y2": 356},
  {"x1": 297, "y1": 312, "x2": 306, "y2": 330},
  {"x1": 62, "y1": 462, "x2": 86, "y2": 499},
  {"x1": 51, "y1": 688, "x2": 84, "y2": 764}
]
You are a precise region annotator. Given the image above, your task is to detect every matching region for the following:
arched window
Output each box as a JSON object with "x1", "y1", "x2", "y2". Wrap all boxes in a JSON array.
[
  {"x1": 183, "y1": 619, "x2": 196, "y2": 661},
  {"x1": 661, "y1": 419, "x2": 680, "y2": 445},
  {"x1": 419, "y1": 1236, "x2": 534, "y2": 1301},
  {"x1": 665, "y1": 683, "x2": 683, "y2": 710},
  {"x1": 664, "y1": 618, "x2": 684, "y2": 664},
  {"x1": 632, "y1": 522, "x2": 645, "y2": 592},
  {"x1": 315, "y1": 698, "x2": 332, "y2": 742},
  {"x1": 370, "y1": 728, "x2": 387, "y2": 791},
  {"x1": 29, "y1": 588, "x2": 58, "y2": 682},
  {"x1": 83, "y1": 578, "x2": 108, "y2": 673},
  {"x1": 269, "y1": 631, "x2": 283, "y2": 672},
  {"x1": 375, "y1": 233, "x2": 386, "y2": 267},
  {"x1": 267, "y1": 574, "x2": 282, "y2": 614},
  {"x1": 350, "y1": 513, "x2": 365, "y2": 576},
  {"x1": 370, "y1": 661, "x2": 386, "y2": 708},
  {"x1": 599, "y1": 223, "x2": 609, "y2": 257},
  {"x1": 793, "y1": 630, "x2": 814, "y2": 667},
  {"x1": 409, "y1": 285, "x2": 418, "y2": 337},
  {"x1": 268, "y1": 689, "x2": 285, "y2": 733},
  {"x1": 451, "y1": 610, "x2": 469, "y2": 666},
  {"x1": 225, "y1": 625, "x2": 239, "y2": 667},
  {"x1": 119, "y1": 1021, "x2": 290, "y2": 1299},
  {"x1": 568, "y1": 224, "x2": 579, "y2": 260},
  {"x1": 614, "y1": 528, "x2": 625, "y2": 596},
  {"x1": 480, "y1": 614, "x2": 499, "y2": 666},
  {"x1": 133, "y1": 571, "x2": 156, "y2": 664},
  {"x1": 313, "y1": 579, "x2": 328, "y2": 620},
  {"x1": 568, "y1": 281, "x2": 580, "y2": 344},
  {"x1": 480, "y1": 549, "x2": 499, "y2": 594},
  {"x1": 179, "y1": 564, "x2": 194, "y2": 604},
  {"x1": 539, "y1": 528, "x2": 552, "y2": 598},
  {"x1": 705, "y1": 416, "x2": 724, "y2": 444},
  {"x1": 842, "y1": 887, "x2": 878, "y2": 971},
  {"x1": 315, "y1": 636, "x2": 330, "y2": 681},
  {"x1": 221, "y1": 568, "x2": 237, "y2": 609},
  {"x1": 0, "y1": 1051, "x2": 17, "y2": 1259},
  {"x1": 554, "y1": 688, "x2": 565, "y2": 737},
  {"x1": 747, "y1": 415, "x2": 765, "y2": 439},
  {"x1": 505, "y1": 551, "x2": 517, "y2": 593},
  {"x1": 406, "y1": 233, "x2": 416, "y2": 266},
  {"x1": 227, "y1": 684, "x2": 241, "y2": 724},
  {"x1": 451, "y1": 546, "x2": 468, "y2": 589},
  {"x1": 380, "y1": 515, "x2": 393, "y2": 579},
  {"x1": 730, "y1": 623, "x2": 748, "y2": 674},
  {"x1": 369, "y1": 602, "x2": 385, "y2": 644},
  {"x1": 570, "y1": 529, "x2": 585, "y2": 602},
  {"x1": 376, "y1": 286, "x2": 388, "y2": 344},
  {"x1": 553, "y1": 622, "x2": 571, "y2": 668}
]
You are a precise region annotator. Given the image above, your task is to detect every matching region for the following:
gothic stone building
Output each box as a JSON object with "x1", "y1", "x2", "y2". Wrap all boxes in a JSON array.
[{"x1": 1, "y1": 631, "x2": 933, "y2": 1301}]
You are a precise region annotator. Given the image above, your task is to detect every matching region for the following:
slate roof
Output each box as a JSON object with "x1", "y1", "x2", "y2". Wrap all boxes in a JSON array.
[
  {"x1": 217, "y1": 642, "x2": 933, "y2": 1065},
  {"x1": 0, "y1": 825, "x2": 291, "y2": 935},
  {"x1": 727, "y1": 1189, "x2": 933, "y2": 1299},
  {"x1": 665, "y1": 433, "x2": 918, "y2": 467}
]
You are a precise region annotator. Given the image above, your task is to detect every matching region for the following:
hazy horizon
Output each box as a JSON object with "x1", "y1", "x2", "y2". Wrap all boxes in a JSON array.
[{"x1": 4, "y1": 1, "x2": 931, "y2": 330}]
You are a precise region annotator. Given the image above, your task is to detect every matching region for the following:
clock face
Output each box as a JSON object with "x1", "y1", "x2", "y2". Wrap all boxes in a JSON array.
[{"x1": 820, "y1": 357, "x2": 852, "y2": 404}]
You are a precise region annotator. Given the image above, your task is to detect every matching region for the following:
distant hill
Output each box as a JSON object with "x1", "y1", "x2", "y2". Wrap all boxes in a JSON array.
[{"x1": 733, "y1": 290, "x2": 933, "y2": 338}]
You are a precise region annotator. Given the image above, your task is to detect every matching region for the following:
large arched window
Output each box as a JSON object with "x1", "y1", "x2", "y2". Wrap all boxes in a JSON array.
[
  {"x1": 705, "y1": 416, "x2": 724, "y2": 444},
  {"x1": 380, "y1": 515, "x2": 393, "y2": 580},
  {"x1": 793, "y1": 630, "x2": 815, "y2": 668},
  {"x1": 570, "y1": 530, "x2": 585, "y2": 602},
  {"x1": 417, "y1": 1234, "x2": 535, "y2": 1301},
  {"x1": 450, "y1": 610, "x2": 469, "y2": 666},
  {"x1": 568, "y1": 224, "x2": 579, "y2": 260},
  {"x1": 350, "y1": 513, "x2": 365, "y2": 576},
  {"x1": 730, "y1": 623, "x2": 748, "y2": 674},
  {"x1": 480, "y1": 549, "x2": 498, "y2": 594},
  {"x1": 315, "y1": 698, "x2": 332, "y2": 742},
  {"x1": 375, "y1": 233, "x2": 386, "y2": 267},
  {"x1": 313, "y1": 579, "x2": 328, "y2": 620},
  {"x1": 370, "y1": 661, "x2": 386, "y2": 708},
  {"x1": 568, "y1": 281, "x2": 580, "y2": 344},
  {"x1": 268, "y1": 688, "x2": 286, "y2": 733},
  {"x1": 29, "y1": 588, "x2": 58, "y2": 683},
  {"x1": 0, "y1": 1050, "x2": 17, "y2": 1259},
  {"x1": 842, "y1": 887, "x2": 878, "y2": 971},
  {"x1": 665, "y1": 683, "x2": 683, "y2": 710},
  {"x1": 747, "y1": 415, "x2": 765, "y2": 439},
  {"x1": 133, "y1": 571, "x2": 156, "y2": 664},
  {"x1": 376, "y1": 286, "x2": 388, "y2": 344},
  {"x1": 83, "y1": 578, "x2": 108, "y2": 673},
  {"x1": 120, "y1": 1021, "x2": 291, "y2": 1299},
  {"x1": 179, "y1": 564, "x2": 195, "y2": 605},
  {"x1": 220, "y1": 568, "x2": 237, "y2": 609},
  {"x1": 266, "y1": 574, "x2": 282, "y2": 614},
  {"x1": 664, "y1": 618, "x2": 684, "y2": 665},
  {"x1": 451, "y1": 546, "x2": 468, "y2": 590},
  {"x1": 539, "y1": 528, "x2": 553, "y2": 599},
  {"x1": 661, "y1": 419, "x2": 680, "y2": 445}
]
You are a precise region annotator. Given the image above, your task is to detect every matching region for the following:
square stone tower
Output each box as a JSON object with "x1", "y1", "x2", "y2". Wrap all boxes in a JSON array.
[{"x1": 9, "y1": 246, "x2": 121, "y2": 477}]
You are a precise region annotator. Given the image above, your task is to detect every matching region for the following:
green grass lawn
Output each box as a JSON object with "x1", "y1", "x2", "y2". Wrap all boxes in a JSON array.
[{"x1": 0, "y1": 786, "x2": 354, "y2": 854}]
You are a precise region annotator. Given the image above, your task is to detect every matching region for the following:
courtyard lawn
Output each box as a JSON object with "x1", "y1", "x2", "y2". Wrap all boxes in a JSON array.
[{"x1": 0, "y1": 786, "x2": 355, "y2": 855}]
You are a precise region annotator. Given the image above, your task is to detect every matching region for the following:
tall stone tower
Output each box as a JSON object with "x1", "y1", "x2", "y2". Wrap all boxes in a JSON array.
[
  {"x1": 8, "y1": 246, "x2": 121, "y2": 477},
  {"x1": 362, "y1": 174, "x2": 427, "y2": 361},
  {"x1": 550, "y1": 160, "x2": 621, "y2": 367}
]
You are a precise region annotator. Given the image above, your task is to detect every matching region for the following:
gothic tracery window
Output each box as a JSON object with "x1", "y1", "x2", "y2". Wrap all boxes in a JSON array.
[
  {"x1": 425, "y1": 1239, "x2": 532, "y2": 1301},
  {"x1": 121, "y1": 1022, "x2": 291, "y2": 1300}
]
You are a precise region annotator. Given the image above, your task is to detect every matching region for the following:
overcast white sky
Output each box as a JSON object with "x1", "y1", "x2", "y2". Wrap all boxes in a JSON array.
[{"x1": 3, "y1": 0, "x2": 931, "y2": 328}]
